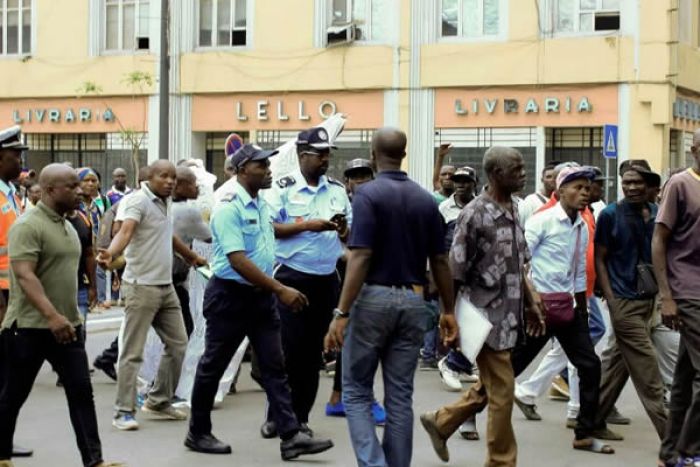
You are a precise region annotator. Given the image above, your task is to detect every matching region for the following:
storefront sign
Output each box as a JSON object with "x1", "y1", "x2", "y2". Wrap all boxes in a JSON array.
[
  {"x1": 12, "y1": 108, "x2": 116, "y2": 124},
  {"x1": 435, "y1": 86, "x2": 618, "y2": 128},
  {"x1": 453, "y1": 96, "x2": 592, "y2": 116},
  {"x1": 234, "y1": 100, "x2": 338, "y2": 122},
  {"x1": 192, "y1": 92, "x2": 384, "y2": 131}
]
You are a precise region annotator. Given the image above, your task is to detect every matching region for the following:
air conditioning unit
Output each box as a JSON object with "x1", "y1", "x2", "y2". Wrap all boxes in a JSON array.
[
  {"x1": 327, "y1": 22, "x2": 357, "y2": 46},
  {"x1": 136, "y1": 36, "x2": 150, "y2": 50},
  {"x1": 594, "y1": 11, "x2": 620, "y2": 31}
]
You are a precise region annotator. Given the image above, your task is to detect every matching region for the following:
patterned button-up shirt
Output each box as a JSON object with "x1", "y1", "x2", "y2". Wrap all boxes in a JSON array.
[{"x1": 449, "y1": 194, "x2": 530, "y2": 351}]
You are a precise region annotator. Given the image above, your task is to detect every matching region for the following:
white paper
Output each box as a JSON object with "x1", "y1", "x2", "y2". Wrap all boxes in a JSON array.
[{"x1": 457, "y1": 294, "x2": 493, "y2": 363}]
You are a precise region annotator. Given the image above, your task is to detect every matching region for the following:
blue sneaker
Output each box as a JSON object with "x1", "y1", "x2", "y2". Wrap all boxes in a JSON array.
[
  {"x1": 325, "y1": 401, "x2": 345, "y2": 417},
  {"x1": 112, "y1": 411, "x2": 139, "y2": 431},
  {"x1": 675, "y1": 457, "x2": 700, "y2": 467},
  {"x1": 371, "y1": 401, "x2": 386, "y2": 425},
  {"x1": 136, "y1": 394, "x2": 145, "y2": 409}
]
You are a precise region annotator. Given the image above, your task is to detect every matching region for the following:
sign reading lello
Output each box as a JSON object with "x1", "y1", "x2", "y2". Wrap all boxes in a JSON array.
[
  {"x1": 192, "y1": 92, "x2": 384, "y2": 131},
  {"x1": 435, "y1": 85, "x2": 619, "y2": 128}
]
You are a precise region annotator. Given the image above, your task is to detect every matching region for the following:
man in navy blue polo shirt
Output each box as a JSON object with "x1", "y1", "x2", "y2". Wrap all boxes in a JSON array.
[
  {"x1": 327, "y1": 127, "x2": 458, "y2": 467},
  {"x1": 184, "y1": 144, "x2": 334, "y2": 462}
]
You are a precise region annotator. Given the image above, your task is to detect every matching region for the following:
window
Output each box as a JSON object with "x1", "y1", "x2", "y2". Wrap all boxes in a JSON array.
[
  {"x1": 552, "y1": 0, "x2": 620, "y2": 34},
  {"x1": 105, "y1": 0, "x2": 150, "y2": 51},
  {"x1": 198, "y1": 0, "x2": 247, "y2": 48},
  {"x1": 326, "y1": 0, "x2": 391, "y2": 44},
  {"x1": 0, "y1": 0, "x2": 31, "y2": 56},
  {"x1": 440, "y1": 0, "x2": 501, "y2": 38}
]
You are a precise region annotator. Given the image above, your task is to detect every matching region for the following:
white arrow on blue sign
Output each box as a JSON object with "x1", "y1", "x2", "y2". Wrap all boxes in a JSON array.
[{"x1": 603, "y1": 124, "x2": 618, "y2": 158}]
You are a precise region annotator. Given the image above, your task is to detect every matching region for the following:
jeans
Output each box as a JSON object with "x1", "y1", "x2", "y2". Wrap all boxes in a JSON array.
[
  {"x1": 342, "y1": 285, "x2": 427, "y2": 467},
  {"x1": 420, "y1": 300, "x2": 439, "y2": 361},
  {"x1": 446, "y1": 349, "x2": 474, "y2": 374},
  {"x1": 0, "y1": 326, "x2": 103, "y2": 466},
  {"x1": 78, "y1": 287, "x2": 89, "y2": 340},
  {"x1": 587, "y1": 296, "x2": 607, "y2": 345},
  {"x1": 174, "y1": 283, "x2": 194, "y2": 339}
]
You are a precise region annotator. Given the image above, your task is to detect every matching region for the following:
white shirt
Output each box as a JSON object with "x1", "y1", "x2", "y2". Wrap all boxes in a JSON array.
[
  {"x1": 214, "y1": 176, "x2": 238, "y2": 205},
  {"x1": 518, "y1": 192, "x2": 549, "y2": 226},
  {"x1": 438, "y1": 194, "x2": 466, "y2": 223},
  {"x1": 524, "y1": 202, "x2": 588, "y2": 295},
  {"x1": 590, "y1": 200, "x2": 606, "y2": 222}
]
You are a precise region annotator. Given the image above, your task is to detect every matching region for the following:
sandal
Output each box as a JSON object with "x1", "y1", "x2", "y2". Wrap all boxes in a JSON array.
[
  {"x1": 573, "y1": 438, "x2": 614, "y2": 454},
  {"x1": 458, "y1": 420, "x2": 480, "y2": 441}
]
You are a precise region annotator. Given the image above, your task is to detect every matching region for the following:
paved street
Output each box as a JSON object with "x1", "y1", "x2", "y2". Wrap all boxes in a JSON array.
[{"x1": 10, "y1": 309, "x2": 660, "y2": 467}]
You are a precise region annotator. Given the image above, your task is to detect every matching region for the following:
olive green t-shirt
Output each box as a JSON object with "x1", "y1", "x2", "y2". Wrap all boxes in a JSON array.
[{"x1": 2, "y1": 202, "x2": 81, "y2": 329}]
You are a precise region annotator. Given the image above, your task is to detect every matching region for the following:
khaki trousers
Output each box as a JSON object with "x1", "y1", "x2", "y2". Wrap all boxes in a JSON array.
[
  {"x1": 596, "y1": 298, "x2": 667, "y2": 438},
  {"x1": 115, "y1": 283, "x2": 188, "y2": 413},
  {"x1": 435, "y1": 346, "x2": 516, "y2": 467}
]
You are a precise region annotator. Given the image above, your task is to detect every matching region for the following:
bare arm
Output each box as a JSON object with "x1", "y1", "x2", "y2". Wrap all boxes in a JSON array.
[
  {"x1": 12, "y1": 260, "x2": 76, "y2": 343},
  {"x1": 85, "y1": 245, "x2": 98, "y2": 306},
  {"x1": 227, "y1": 251, "x2": 308, "y2": 310},
  {"x1": 594, "y1": 244, "x2": 615, "y2": 303},
  {"x1": 173, "y1": 235, "x2": 206, "y2": 266},
  {"x1": 653, "y1": 224, "x2": 680, "y2": 329},
  {"x1": 337, "y1": 248, "x2": 373, "y2": 313},
  {"x1": 429, "y1": 254, "x2": 454, "y2": 315},
  {"x1": 273, "y1": 220, "x2": 337, "y2": 238},
  {"x1": 432, "y1": 144, "x2": 451, "y2": 191},
  {"x1": 105, "y1": 219, "x2": 137, "y2": 259}
]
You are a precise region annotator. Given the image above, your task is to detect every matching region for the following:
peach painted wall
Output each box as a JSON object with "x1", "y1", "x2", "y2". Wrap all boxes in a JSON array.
[
  {"x1": 191, "y1": 91, "x2": 384, "y2": 131},
  {"x1": 0, "y1": 97, "x2": 149, "y2": 133},
  {"x1": 435, "y1": 85, "x2": 619, "y2": 128}
]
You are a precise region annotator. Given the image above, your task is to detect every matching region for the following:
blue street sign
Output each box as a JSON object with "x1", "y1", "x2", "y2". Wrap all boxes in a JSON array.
[{"x1": 603, "y1": 124, "x2": 618, "y2": 158}]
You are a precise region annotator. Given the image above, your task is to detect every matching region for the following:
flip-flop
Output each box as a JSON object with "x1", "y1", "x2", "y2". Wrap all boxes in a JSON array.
[
  {"x1": 572, "y1": 438, "x2": 614, "y2": 454},
  {"x1": 459, "y1": 431, "x2": 480, "y2": 441}
]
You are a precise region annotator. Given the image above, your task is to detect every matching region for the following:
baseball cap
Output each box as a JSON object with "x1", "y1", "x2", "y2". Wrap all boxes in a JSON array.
[
  {"x1": 585, "y1": 166, "x2": 606, "y2": 182},
  {"x1": 0, "y1": 125, "x2": 29, "y2": 151},
  {"x1": 344, "y1": 158, "x2": 373, "y2": 177},
  {"x1": 296, "y1": 127, "x2": 337, "y2": 150},
  {"x1": 556, "y1": 166, "x2": 596, "y2": 190},
  {"x1": 451, "y1": 166, "x2": 478, "y2": 183},
  {"x1": 230, "y1": 144, "x2": 278, "y2": 169}
]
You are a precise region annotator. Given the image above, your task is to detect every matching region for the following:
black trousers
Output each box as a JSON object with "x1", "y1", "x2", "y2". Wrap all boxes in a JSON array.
[
  {"x1": 268, "y1": 265, "x2": 340, "y2": 424},
  {"x1": 660, "y1": 299, "x2": 700, "y2": 461},
  {"x1": 95, "y1": 336, "x2": 119, "y2": 367},
  {"x1": 511, "y1": 310, "x2": 601, "y2": 440},
  {"x1": 0, "y1": 325, "x2": 103, "y2": 466},
  {"x1": 174, "y1": 283, "x2": 194, "y2": 339},
  {"x1": 189, "y1": 277, "x2": 299, "y2": 439}
]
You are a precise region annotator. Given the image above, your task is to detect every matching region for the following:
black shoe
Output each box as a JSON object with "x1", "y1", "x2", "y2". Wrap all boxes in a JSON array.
[
  {"x1": 12, "y1": 444, "x2": 33, "y2": 457},
  {"x1": 261, "y1": 420, "x2": 277, "y2": 439},
  {"x1": 184, "y1": 432, "x2": 232, "y2": 454},
  {"x1": 280, "y1": 431, "x2": 333, "y2": 461},
  {"x1": 299, "y1": 423, "x2": 314, "y2": 437},
  {"x1": 94, "y1": 359, "x2": 117, "y2": 381}
]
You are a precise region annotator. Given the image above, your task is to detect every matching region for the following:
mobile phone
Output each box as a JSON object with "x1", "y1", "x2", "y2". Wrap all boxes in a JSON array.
[{"x1": 330, "y1": 213, "x2": 346, "y2": 224}]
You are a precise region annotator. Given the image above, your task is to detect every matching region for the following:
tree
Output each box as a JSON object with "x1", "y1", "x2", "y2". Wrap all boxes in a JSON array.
[{"x1": 77, "y1": 71, "x2": 154, "y2": 186}]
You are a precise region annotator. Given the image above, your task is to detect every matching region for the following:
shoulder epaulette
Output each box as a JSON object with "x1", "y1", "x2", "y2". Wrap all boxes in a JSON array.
[
  {"x1": 220, "y1": 193, "x2": 237, "y2": 203},
  {"x1": 328, "y1": 177, "x2": 345, "y2": 188},
  {"x1": 276, "y1": 176, "x2": 296, "y2": 189}
]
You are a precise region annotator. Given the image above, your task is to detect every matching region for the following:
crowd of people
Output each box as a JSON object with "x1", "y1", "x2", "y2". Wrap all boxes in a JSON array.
[{"x1": 0, "y1": 121, "x2": 697, "y2": 467}]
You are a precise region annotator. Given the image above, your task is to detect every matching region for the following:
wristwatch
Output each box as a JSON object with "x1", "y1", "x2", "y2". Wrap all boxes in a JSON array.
[{"x1": 333, "y1": 308, "x2": 350, "y2": 319}]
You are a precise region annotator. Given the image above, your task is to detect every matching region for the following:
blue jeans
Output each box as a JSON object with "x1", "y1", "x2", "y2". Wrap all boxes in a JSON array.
[
  {"x1": 78, "y1": 287, "x2": 89, "y2": 340},
  {"x1": 342, "y1": 285, "x2": 427, "y2": 467},
  {"x1": 588, "y1": 296, "x2": 606, "y2": 346},
  {"x1": 446, "y1": 349, "x2": 473, "y2": 373},
  {"x1": 420, "y1": 300, "x2": 439, "y2": 360}
]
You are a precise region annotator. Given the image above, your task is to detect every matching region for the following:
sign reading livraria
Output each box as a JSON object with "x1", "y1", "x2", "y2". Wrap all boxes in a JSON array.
[
  {"x1": 453, "y1": 97, "x2": 593, "y2": 116},
  {"x1": 12, "y1": 108, "x2": 116, "y2": 124}
]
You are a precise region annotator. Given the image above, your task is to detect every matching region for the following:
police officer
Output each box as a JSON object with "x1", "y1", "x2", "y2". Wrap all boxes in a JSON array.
[
  {"x1": 343, "y1": 158, "x2": 374, "y2": 199},
  {"x1": 261, "y1": 127, "x2": 352, "y2": 438},
  {"x1": 185, "y1": 144, "x2": 334, "y2": 461}
]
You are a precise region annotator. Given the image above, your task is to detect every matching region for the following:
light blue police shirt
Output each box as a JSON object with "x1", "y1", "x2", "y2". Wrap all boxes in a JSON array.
[
  {"x1": 266, "y1": 170, "x2": 352, "y2": 275},
  {"x1": 210, "y1": 181, "x2": 275, "y2": 284}
]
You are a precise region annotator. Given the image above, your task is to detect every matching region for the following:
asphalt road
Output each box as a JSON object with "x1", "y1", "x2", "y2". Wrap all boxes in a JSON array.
[{"x1": 9, "y1": 309, "x2": 661, "y2": 467}]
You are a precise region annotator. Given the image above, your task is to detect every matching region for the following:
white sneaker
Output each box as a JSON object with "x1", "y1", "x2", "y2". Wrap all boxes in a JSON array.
[
  {"x1": 112, "y1": 412, "x2": 139, "y2": 431},
  {"x1": 438, "y1": 357, "x2": 463, "y2": 392}
]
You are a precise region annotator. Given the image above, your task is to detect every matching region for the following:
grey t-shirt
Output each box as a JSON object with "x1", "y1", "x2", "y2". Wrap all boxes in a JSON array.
[
  {"x1": 172, "y1": 201, "x2": 211, "y2": 284},
  {"x1": 121, "y1": 183, "x2": 173, "y2": 286},
  {"x1": 656, "y1": 168, "x2": 700, "y2": 299}
]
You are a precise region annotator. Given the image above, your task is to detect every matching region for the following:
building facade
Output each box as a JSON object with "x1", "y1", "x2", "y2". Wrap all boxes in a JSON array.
[{"x1": 0, "y1": 0, "x2": 698, "y2": 196}]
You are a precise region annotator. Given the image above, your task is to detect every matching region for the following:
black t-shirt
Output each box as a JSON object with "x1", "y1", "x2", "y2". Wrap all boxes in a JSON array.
[{"x1": 67, "y1": 212, "x2": 93, "y2": 287}]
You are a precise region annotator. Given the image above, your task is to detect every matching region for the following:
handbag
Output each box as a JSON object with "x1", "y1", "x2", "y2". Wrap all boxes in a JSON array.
[
  {"x1": 540, "y1": 224, "x2": 581, "y2": 328},
  {"x1": 618, "y1": 202, "x2": 658, "y2": 298}
]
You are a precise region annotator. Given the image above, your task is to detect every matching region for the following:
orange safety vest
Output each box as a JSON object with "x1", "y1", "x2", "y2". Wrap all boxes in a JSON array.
[{"x1": 0, "y1": 191, "x2": 22, "y2": 290}]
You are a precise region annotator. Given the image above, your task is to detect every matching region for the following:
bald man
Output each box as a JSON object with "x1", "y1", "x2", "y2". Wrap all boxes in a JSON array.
[
  {"x1": 326, "y1": 127, "x2": 458, "y2": 467},
  {"x1": 172, "y1": 166, "x2": 211, "y2": 338},
  {"x1": 0, "y1": 164, "x2": 119, "y2": 467},
  {"x1": 98, "y1": 160, "x2": 206, "y2": 431},
  {"x1": 655, "y1": 129, "x2": 700, "y2": 466}
]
